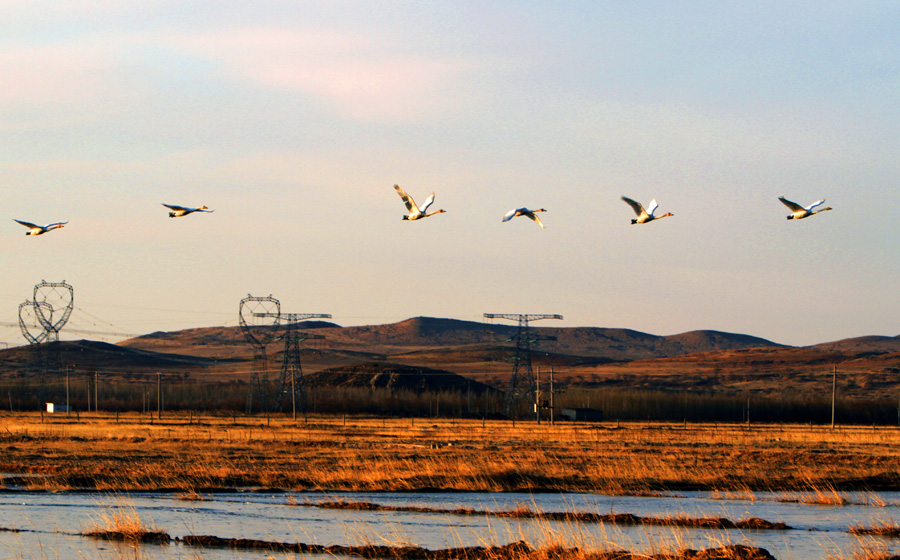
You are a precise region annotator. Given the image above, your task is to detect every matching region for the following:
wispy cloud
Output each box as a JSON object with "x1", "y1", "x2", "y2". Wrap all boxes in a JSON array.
[
  {"x1": 1, "y1": 21, "x2": 489, "y2": 125},
  {"x1": 168, "y1": 27, "x2": 485, "y2": 123},
  {"x1": 0, "y1": 43, "x2": 118, "y2": 107}
]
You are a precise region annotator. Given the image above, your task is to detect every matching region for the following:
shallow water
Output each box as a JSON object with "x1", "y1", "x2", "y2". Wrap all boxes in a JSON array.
[{"x1": 2, "y1": 490, "x2": 899, "y2": 559}]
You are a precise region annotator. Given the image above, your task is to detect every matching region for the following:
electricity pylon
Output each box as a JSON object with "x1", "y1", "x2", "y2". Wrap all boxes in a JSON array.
[
  {"x1": 18, "y1": 280, "x2": 74, "y2": 404},
  {"x1": 484, "y1": 313, "x2": 563, "y2": 419},
  {"x1": 238, "y1": 295, "x2": 281, "y2": 413},
  {"x1": 32, "y1": 280, "x2": 74, "y2": 344},
  {"x1": 254, "y1": 311, "x2": 330, "y2": 417}
]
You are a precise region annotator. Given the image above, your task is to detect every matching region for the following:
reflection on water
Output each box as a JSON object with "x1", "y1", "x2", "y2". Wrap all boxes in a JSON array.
[{"x1": 2, "y1": 490, "x2": 899, "y2": 560}]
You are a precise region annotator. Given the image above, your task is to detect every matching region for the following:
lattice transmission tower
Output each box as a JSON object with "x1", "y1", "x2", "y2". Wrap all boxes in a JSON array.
[
  {"x1": 238, "y1": 295, "x2": 281, "y2": 413},
  {"x1": 18, "y1": 280, "x2": 74, "y2": 403},
  {"x1": 18, "y1": 301, "x2": 54, "y2": 345},
  {"x1": 254, "y1": 311, "x2": 331, "y2": 417},
  {"x1": 483, "y1": 313, "x2": 562, "y2": 419}
]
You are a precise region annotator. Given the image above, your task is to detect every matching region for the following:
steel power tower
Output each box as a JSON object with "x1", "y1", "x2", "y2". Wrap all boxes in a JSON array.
[
  {"x1": 18, "y1": 281, "x2": 74, "y2": 403},
  {"x1": 254, "y1": 311, "x2": 330, "y2": 417},
  {"x1": 483, "y1": 313, "x2": 563, "y2": 418},
  {"x1": 239, "y1": 295, "x2": 281, "y2": 413}
]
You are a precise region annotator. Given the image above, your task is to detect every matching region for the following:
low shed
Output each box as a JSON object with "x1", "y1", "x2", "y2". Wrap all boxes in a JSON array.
[
  {"x1": 45, "y1": 403, "x2": 71, "y2": 413},
  {"x1": 560, "y1": 408, "x2": 604, "y2": 422}
]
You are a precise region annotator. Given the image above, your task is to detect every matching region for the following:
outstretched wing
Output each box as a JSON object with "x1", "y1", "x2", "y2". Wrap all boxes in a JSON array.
[
  {"x1": 805, "y1": 199, "x2": 826, "y2": 211},
  {"x1": 14, "y1": 219, "x2": 39, "y2": 229},
  {"x1": 778, "y1": 196, "x2": 804, "y2": 212},
  {"x1": 162, "y1": 203, "x2": 188, "y2": 212},
  {"x1": 646, "y1": 199, "x2": 659, "y2": 217},
  {"x1": 502, "y1": 209, "x2": 518, "y2": 222},
  {"x1": 393, "y1": 185, "x2": 417, "y2": 213},
  {"x1": 527, "y1": 212, "x2": 545, "y2": 229},
  {"x1": 419, "y1": 192, "x2": 435, "y2": 213},
  {"x1": 621, "y1": 196, "x2": 646, "y2": 218}
]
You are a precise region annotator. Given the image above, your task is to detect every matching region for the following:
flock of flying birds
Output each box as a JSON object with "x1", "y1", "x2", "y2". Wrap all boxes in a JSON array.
[
  {"x1": 11, "y1": 189, "x2": 832, "y2": 237},
  {"x1": 392, "y1": 184, "x2": 833, "y2": 228},
  {"x1": 12, "y1": 204, "x2": 214, "y2": 236}
]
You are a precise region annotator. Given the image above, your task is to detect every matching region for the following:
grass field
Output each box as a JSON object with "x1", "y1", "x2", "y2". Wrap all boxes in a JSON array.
[{"x1": 1, "y1": 412, "x2": 899, "y2": 493}]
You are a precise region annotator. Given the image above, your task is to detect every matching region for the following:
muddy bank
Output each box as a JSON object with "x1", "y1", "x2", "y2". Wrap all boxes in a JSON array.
[
  {"x1": 312, "y1": 500, "x2": 791, "y2": 530},
  {"x1": 181, "y1": 536, "x2": 777, "y2": 560},
  {"x1": 84, "y1": 529, "x2": 171, "y2": 543}
]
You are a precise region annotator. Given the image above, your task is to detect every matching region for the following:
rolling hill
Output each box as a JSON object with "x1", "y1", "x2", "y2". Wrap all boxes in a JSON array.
[
  {"x1": 2, "y1": 317, "x2": 898, "y2": 399},
  {"x1": 120, "y1": 316, "x2": 784, "y2": 360},
  {"x1": 0, "y1": 339, "x2": 234, "y2": 377}
]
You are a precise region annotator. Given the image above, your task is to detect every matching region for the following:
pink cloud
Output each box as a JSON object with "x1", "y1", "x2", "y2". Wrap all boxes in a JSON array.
[
  {"x1": 0, "y1": 43, "x2": 118, "y2": 107},
  {"x1": 171, "y1": 27, "x2": 482, "y2": 122}
]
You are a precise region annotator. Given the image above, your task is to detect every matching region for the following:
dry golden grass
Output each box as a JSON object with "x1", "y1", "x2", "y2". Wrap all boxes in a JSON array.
[
  {"x1": 829, "y1": 542, "x2": 899, "y2": 560},
  {"x1": 2, "y1": 412, "x2": 899, "y2": 493},
  {"x1": 83, "y1": 499, "x2": 170, "y2": 543},
  {"x1": 849, "y1": 518, "x2": 900, "y2": 538}
]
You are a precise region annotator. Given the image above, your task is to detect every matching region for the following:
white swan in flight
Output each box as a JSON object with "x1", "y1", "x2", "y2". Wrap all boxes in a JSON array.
[
  {"x1": 162, "y1": 204, "x2": 214, "y2": 218},
  {"x1": 778, "y1": 196, "x2": 832, "y2": 220},
  {"x1": 394, "y1": 185, "x2": 445, "y2": 220},
  {"x1": 621, "y1": 196, "x2": 674, "y2": 224},
  {"x1": 14, "y1": 219, "x2": 67, "y2": 236},
  {"x1": 502, "y1": 207, "x2": 547, "y2": 229}
]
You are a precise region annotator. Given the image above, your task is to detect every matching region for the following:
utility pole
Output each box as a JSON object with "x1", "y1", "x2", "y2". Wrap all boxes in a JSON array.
[
  {"x1": 831, "y1": 366, "x2": 837, "y2": 429},
  {"x1": 549, "y1": 368, "x2": 555, "y2": 425},
  {"x1": 157, "y1": 372, "x2": 161, "y2": 419},
  {"x1": 66, "y1": 366, "x2": 70, "y2": 417},
  {"x1": 483, "y1": 313, "x2": 563, "y2": 419}
]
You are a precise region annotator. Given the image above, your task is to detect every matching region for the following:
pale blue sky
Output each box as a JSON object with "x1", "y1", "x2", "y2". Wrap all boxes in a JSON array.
[{"x1": 1, "y1": 1, "x2": 898, "y2": 347}]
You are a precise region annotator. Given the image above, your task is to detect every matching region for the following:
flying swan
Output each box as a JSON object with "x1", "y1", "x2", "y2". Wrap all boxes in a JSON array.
[
  {"x1": 162, "y1": 204, "x2": 214, "y2": 218},
  {"x1": 14, "y1": 219, "x2": 67, "y2": 236},
  {"x1": 621, "y1": 197, "x2": 674, "y2": 224},
  {"x1": 778, "y1": 196, "x2": 832, "y2": 220},
  {"x1": 394, "y1": 185, "x2": 445, "y2": 220},
  {"x1": 502, "y1": 207, "x2": 547, "y2": 229}
]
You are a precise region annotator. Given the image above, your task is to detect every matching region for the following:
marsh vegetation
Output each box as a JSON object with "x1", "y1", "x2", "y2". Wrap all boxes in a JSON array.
[{"x1": 2, "y1": 413, "x2": 899, "y2": 493}]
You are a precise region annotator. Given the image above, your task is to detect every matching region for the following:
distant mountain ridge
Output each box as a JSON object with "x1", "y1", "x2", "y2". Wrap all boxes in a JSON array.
[
  {"x1": 0, "y1": 339, "x2": 230, "y2": 376},
  {"x1": 810, "y1": 335, "x2": 900, "y2": 354},
  {"x1": 3, "y1": 318, "x2": 899, "y2": 400},
  {"x1": 121, "y1": 316, "x2": 786, "y2": 361}
]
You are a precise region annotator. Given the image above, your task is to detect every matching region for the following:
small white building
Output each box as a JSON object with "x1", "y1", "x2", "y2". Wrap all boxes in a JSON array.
[{"x1": 45, "y1": 403, "x2": 70, "y2": 413}]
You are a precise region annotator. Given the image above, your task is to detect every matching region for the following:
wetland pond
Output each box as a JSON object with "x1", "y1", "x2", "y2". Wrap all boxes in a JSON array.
[{"x1": 2, "y1": 490, "x2": 900, "y2": 560}]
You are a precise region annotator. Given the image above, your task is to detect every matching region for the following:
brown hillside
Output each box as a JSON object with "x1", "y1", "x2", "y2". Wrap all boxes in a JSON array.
[
  {"x1": 554, "y1": 345, "x2": 900, "y2": 399},
  {"x1": 306, "y1": 362, "x2": 499, "y2": 394},
  {"x1": 6, "y1": 317, "x2": 897, "y2": 400},
  {"x1": 0, "y1": 340, "x2": 236, "y2": 379},
  {"x1": 812, "y1": 335, "x2": 900, "y2": 353},
  {"x1": 121, "y1": 316, "x2": 783, "y2": 360}
]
